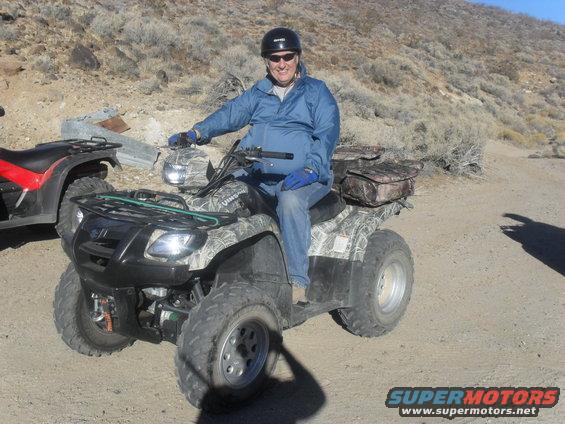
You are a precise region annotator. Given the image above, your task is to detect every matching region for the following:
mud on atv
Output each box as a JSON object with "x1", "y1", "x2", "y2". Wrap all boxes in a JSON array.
[
  {"x1": 54, "y1": 141, "x2": 417, "y2": 412},
  {"x1": 0, "y1": 106, "x2": 121, "y2": 238}
]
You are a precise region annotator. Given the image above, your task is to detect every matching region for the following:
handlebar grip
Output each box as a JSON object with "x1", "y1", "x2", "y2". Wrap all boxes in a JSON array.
[{"x1": 259, "y1": 151, "x2": 294, "y2": 160}]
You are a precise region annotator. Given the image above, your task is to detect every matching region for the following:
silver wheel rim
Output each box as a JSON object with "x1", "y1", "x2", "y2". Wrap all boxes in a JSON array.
[
  {"x1": 219, "y1": 318, "x2": 269, "y2": 389},
  {"x1": 375, "y1": 259, "x2": 406, "y2": 314}
]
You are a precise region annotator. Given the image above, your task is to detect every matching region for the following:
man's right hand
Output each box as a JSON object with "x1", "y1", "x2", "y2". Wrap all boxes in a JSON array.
[{"x1": 168, "y1": 129, "x2": 199, "y2": 147}]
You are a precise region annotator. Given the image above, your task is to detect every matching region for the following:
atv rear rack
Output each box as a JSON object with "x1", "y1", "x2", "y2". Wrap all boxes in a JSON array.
[
  {"x1": 37, "y1": 137, "x2": 122, "y2": 155},
  {"x1": 72, "y1": 189, "x2": 237, "y2": 230}
]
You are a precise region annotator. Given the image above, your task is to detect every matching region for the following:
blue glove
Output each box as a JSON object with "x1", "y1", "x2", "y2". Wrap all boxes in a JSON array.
[
  {"x1": 282, "y1": 168, "x2": 318, "y2": 191},
  {"x1": 167, "y1": 129, "x2": 199, "y2": 147}
]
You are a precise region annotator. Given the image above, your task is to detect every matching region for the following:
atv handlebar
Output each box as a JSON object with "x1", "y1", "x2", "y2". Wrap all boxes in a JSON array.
[
  {"x1": 251, "y1": 150, "x2": 294, "y2": 160},
  {"x1": 162, "y1": 140, "x2": 294, "y2": 161},
  {"x1": 232, "y1": 148, "x2": 294, "y2": 164},
  {"x1": 195, "y1": 145, "x2": 294, "y2": 197}
]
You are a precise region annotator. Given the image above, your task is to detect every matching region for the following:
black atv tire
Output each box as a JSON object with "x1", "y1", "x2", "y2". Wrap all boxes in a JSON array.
[
  {"x1": 53, "y1": 264, "x2": 134, "y2": 356},
  {"x1": 56, "y1": 177, "x2": 113, "y2": 239},
  {"x1": 337, "y1": 229, "x2": 414, "y2": 337},
  {"x1": 175, "y1": 282, "x2": 282, "y2": 413}
]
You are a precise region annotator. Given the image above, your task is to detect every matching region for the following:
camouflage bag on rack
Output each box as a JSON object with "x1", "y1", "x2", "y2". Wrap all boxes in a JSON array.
[
  {"x1": 331, "y1": 146, "x2": 422, "y2": 207},
  {"x1": 331, "y1": 145, "x2": 383, "y2": 182}
]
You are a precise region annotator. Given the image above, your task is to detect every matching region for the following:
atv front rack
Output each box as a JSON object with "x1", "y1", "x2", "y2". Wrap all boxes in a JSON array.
[{"x1": 72, "y1": 189, "x2": 237, "y2": 230}]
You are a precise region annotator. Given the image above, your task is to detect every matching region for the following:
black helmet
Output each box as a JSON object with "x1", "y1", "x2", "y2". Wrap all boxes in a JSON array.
[{"x1": 260, "y1": 27, "x2": 302, "y2": 57}]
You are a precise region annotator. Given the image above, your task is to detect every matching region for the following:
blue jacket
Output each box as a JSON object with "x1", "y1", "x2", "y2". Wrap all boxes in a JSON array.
[{"x1": 194, "y1": 65, "x2": 340, "y2": 183}]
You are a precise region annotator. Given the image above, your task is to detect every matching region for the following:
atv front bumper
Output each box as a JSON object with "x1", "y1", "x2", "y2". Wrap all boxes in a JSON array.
[
  {"x1": 65, "y1": 217, "x2": 195, "y2": 344},
  {"x1": 63, "y1": 215, "x2": 194, "y2": 290}
]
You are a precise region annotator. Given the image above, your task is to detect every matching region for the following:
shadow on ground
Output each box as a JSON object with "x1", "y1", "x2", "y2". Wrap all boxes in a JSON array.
[
  {"x1": 0, "y1": 225, "x2": 58, "y2": 252},
  {"x1": 193, "y1": 341, "x2": 326, "y2": 424},
  {"x1": 501, "y1": 213, "x2": 565, "y2": 277}
]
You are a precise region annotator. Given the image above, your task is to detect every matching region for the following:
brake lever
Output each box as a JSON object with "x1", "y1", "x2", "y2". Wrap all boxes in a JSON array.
[
  {"x1": 246, "y1": 156, "x2": 274, "y2": 167},
  {"x1": 231, "y1": 149, "x2": 275, "y2": 167}
]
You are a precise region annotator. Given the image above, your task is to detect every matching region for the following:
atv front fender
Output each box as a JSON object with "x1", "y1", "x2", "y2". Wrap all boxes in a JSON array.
[
  {"x1": 41, "y1": 152, "x2": 121, "y2": 220},
  {"x1": 177, "y1": 214, "x2": 283, "y2": 271},
  {"x1": 210, "y1": 231, "x2": 292, "y2": 323}
]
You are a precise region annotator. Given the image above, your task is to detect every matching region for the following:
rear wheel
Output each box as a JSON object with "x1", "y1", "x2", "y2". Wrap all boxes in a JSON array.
[
  {"x1": 53, "y1": 264, "x2": 134, "y2": 356},
  {"x1": 175, "y1": 282, "x2": 282, "y2": 412},
  {"x1": 56, "y1": 177, "x2": 113, "y2": 239},
  {"x1": 338, "y1": 230, "x2": 414, "y2": 337}
]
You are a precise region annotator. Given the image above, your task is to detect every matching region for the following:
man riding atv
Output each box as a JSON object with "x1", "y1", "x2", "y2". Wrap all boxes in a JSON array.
[
  {"x1": 53, "y1": 27, "x2": 418, "y2": 413},
  {"x1": 168, "y1": 27, "x2": 340, "y2": 304}
]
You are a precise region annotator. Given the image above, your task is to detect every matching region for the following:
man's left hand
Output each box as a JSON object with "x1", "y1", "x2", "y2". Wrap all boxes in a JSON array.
[
  {"x1": 168, "y1": 130, "x2": 199, "y2": 147},
  {"x1": 282, "y1": 168, "x2": 318, "y2": 191}
]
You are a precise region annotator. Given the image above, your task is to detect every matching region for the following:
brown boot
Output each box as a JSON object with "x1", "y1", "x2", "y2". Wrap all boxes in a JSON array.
[{"x1": 292, "y1": 286, "x2": 307, "y2": 304}]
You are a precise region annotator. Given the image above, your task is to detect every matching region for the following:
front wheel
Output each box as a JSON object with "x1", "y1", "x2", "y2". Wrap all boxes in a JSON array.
[
  {"x1": 53, "y1": 264, "x2": 134, "y2": 356},
  {"x1": 175, "y1": 282, "x2": 282, "y2": 412},
  {"x1": 56, "y1": 177, "x2": 114, "y2": 239},
  {"x1": 337, "y1": 230, "x2": 414, "y2": 337}
]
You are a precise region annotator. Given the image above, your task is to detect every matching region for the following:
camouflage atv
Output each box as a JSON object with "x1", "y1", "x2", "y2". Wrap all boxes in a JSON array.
[{"x1": 53, "y1": 140, "x2": 417, "y2": 412}]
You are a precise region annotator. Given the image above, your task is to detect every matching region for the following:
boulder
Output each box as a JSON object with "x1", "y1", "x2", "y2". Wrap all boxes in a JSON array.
[
  {"x1": 68, "y1": 43, "x2": 100, "y2": 70},
  {"x1": 156, "y1": 69, "x2": 168, "y2": 85}
]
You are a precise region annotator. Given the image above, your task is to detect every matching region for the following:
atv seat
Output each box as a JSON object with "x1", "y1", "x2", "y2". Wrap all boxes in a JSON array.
[
  {"x1": 309, "y1": 190, "x2": 346, "y2": 225},
  {"x1": 243, "y1": 182, "x2": 345, "y2": 225},
  {"x1": 0, "y1": 142, "x2": 72, "y2": 173}
]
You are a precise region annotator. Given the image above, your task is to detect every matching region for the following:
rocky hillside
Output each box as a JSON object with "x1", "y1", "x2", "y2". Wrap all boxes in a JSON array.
[{"x1": 0, "y1": 0, "x2": 563, "y2": 175}]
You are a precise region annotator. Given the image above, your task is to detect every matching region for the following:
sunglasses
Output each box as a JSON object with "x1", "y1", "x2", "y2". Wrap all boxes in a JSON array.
[{"x1": 267, "y1": 52, "x2": 297, "y2": 63}]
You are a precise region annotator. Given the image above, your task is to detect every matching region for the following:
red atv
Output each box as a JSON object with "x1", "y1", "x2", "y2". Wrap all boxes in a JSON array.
[{"x1": 0, "y1": 106, "x2": 121, "y2": 239}]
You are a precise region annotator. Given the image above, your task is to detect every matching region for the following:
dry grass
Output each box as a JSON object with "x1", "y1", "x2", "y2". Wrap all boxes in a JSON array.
[
  {"x1": 38, "y1": 4, "x2": 72, "y2": 22},
  {"x1": 138, "y1": 78, "x2": 162, "y2": 96},
  {"x1": 90, "y1": 14, "x2": 124, "y2": 38},
  {"x1": 2, "y1": 0, "x2": 563, "y2": 176},
  {"x1": 31, "y1": 55, "x2": 58, "y2": 74},
  {"x1": 0, "y1": 23, "x2": 18, "y2": 40},
  {"x1": 498, "y1": 128, "x2": 527, "y2": 144},
  {"x1": 122, "y1": 17, "x2": 180, "y2": 50}
]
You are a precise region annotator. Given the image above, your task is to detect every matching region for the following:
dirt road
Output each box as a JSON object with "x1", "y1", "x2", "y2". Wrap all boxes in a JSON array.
[{"x1": 1, "y1": 140, "x2": 563, "y2": 423}]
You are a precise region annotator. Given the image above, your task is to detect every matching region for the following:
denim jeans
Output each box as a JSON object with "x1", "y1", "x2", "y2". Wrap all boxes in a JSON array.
[{"x1": 234, "y1": 170, "x2": 331, "y2": 288}]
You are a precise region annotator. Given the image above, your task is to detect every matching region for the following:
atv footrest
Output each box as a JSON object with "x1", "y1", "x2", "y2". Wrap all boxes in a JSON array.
[{"x1": 291, "y1": 300, "x2": 344, "y2": 326}]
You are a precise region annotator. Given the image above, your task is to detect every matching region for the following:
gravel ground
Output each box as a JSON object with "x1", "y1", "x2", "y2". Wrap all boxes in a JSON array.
[{"x1": 0, "y1": 140, "x2": 563, "y2": 423}]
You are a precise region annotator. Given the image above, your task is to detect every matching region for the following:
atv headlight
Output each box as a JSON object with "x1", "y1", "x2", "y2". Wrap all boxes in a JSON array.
[
  {"x1": 162, "y1": 162, "x2": 188, "y2": 186},
  {"x1": 146, "y1": 230, "x2": 207, "y2": 260},
  {"x1": 76, "y1": 208, "x2": 85, "y2": 225}
]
